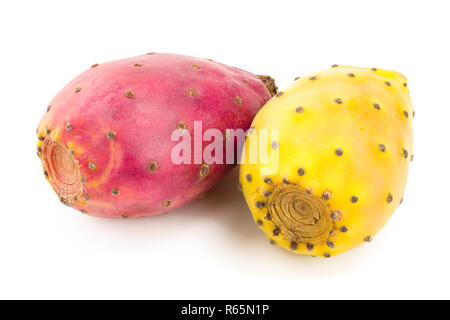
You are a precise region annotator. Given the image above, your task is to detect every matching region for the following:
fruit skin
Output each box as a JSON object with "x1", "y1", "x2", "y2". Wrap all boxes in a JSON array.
[
  {"x1": 37, "y1": 53, "x2": 275, "y2": 218},
  {"x1": 239, "y1": 65, "x2": 413, "y2": 257}
]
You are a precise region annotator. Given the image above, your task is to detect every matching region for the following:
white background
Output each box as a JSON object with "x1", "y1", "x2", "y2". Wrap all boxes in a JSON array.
[{"x1": 0, "y1": 0, "x2": 449, "y2": 299}]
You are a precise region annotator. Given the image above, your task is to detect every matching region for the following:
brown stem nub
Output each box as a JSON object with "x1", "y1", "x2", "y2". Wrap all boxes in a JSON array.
[
  {"x1": 267, "y1": 184, "x2": 333, "y2": 244},
  {"x1": 257, "y1": 75, "x2": 278, "y2": 97},
  {"x1": 42, "y1": 138, "x2": 82, "y2": 204}
]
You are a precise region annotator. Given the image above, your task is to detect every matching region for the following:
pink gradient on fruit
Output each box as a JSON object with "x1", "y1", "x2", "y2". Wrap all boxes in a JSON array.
[{"x1": 37, "y1": 53, "x2": 273, "y2": 218}]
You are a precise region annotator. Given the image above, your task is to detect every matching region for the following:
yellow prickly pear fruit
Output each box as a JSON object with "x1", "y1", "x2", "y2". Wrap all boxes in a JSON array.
[{"x1": 239, "y1": 65, "x2": 413, "y2": 257}]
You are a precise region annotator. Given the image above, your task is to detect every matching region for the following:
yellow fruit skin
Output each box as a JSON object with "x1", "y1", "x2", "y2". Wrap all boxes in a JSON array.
[{"x1": 239, "y1": 66, "x2": 413, "y2": 257}]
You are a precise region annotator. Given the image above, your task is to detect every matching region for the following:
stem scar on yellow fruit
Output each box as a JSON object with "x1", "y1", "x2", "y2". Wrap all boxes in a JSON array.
[{"x1": 239, "y1": 65, "x2": 413, "y2": 258}]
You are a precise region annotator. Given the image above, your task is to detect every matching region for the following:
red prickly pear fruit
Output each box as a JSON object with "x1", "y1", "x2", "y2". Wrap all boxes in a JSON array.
[{"x1": 36, "y1": 53, "x2": 276, "y2": 218}]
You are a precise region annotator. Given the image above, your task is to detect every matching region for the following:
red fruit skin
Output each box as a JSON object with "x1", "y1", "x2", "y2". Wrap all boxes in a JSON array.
[{"x1": 37, "y1": 53, "x2": 273, "y2": 218}]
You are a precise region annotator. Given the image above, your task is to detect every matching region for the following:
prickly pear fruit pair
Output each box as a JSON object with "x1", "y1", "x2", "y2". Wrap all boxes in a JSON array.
[
  {"x1": 37, "y1": 54, "x2": 413, "y2": 257},
  {"x1": 240, "y1": 65, "x2": 413, "y2": 257},
  {"x1": 37, "y1": 53, "x2": 276, "y2": 218}
]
